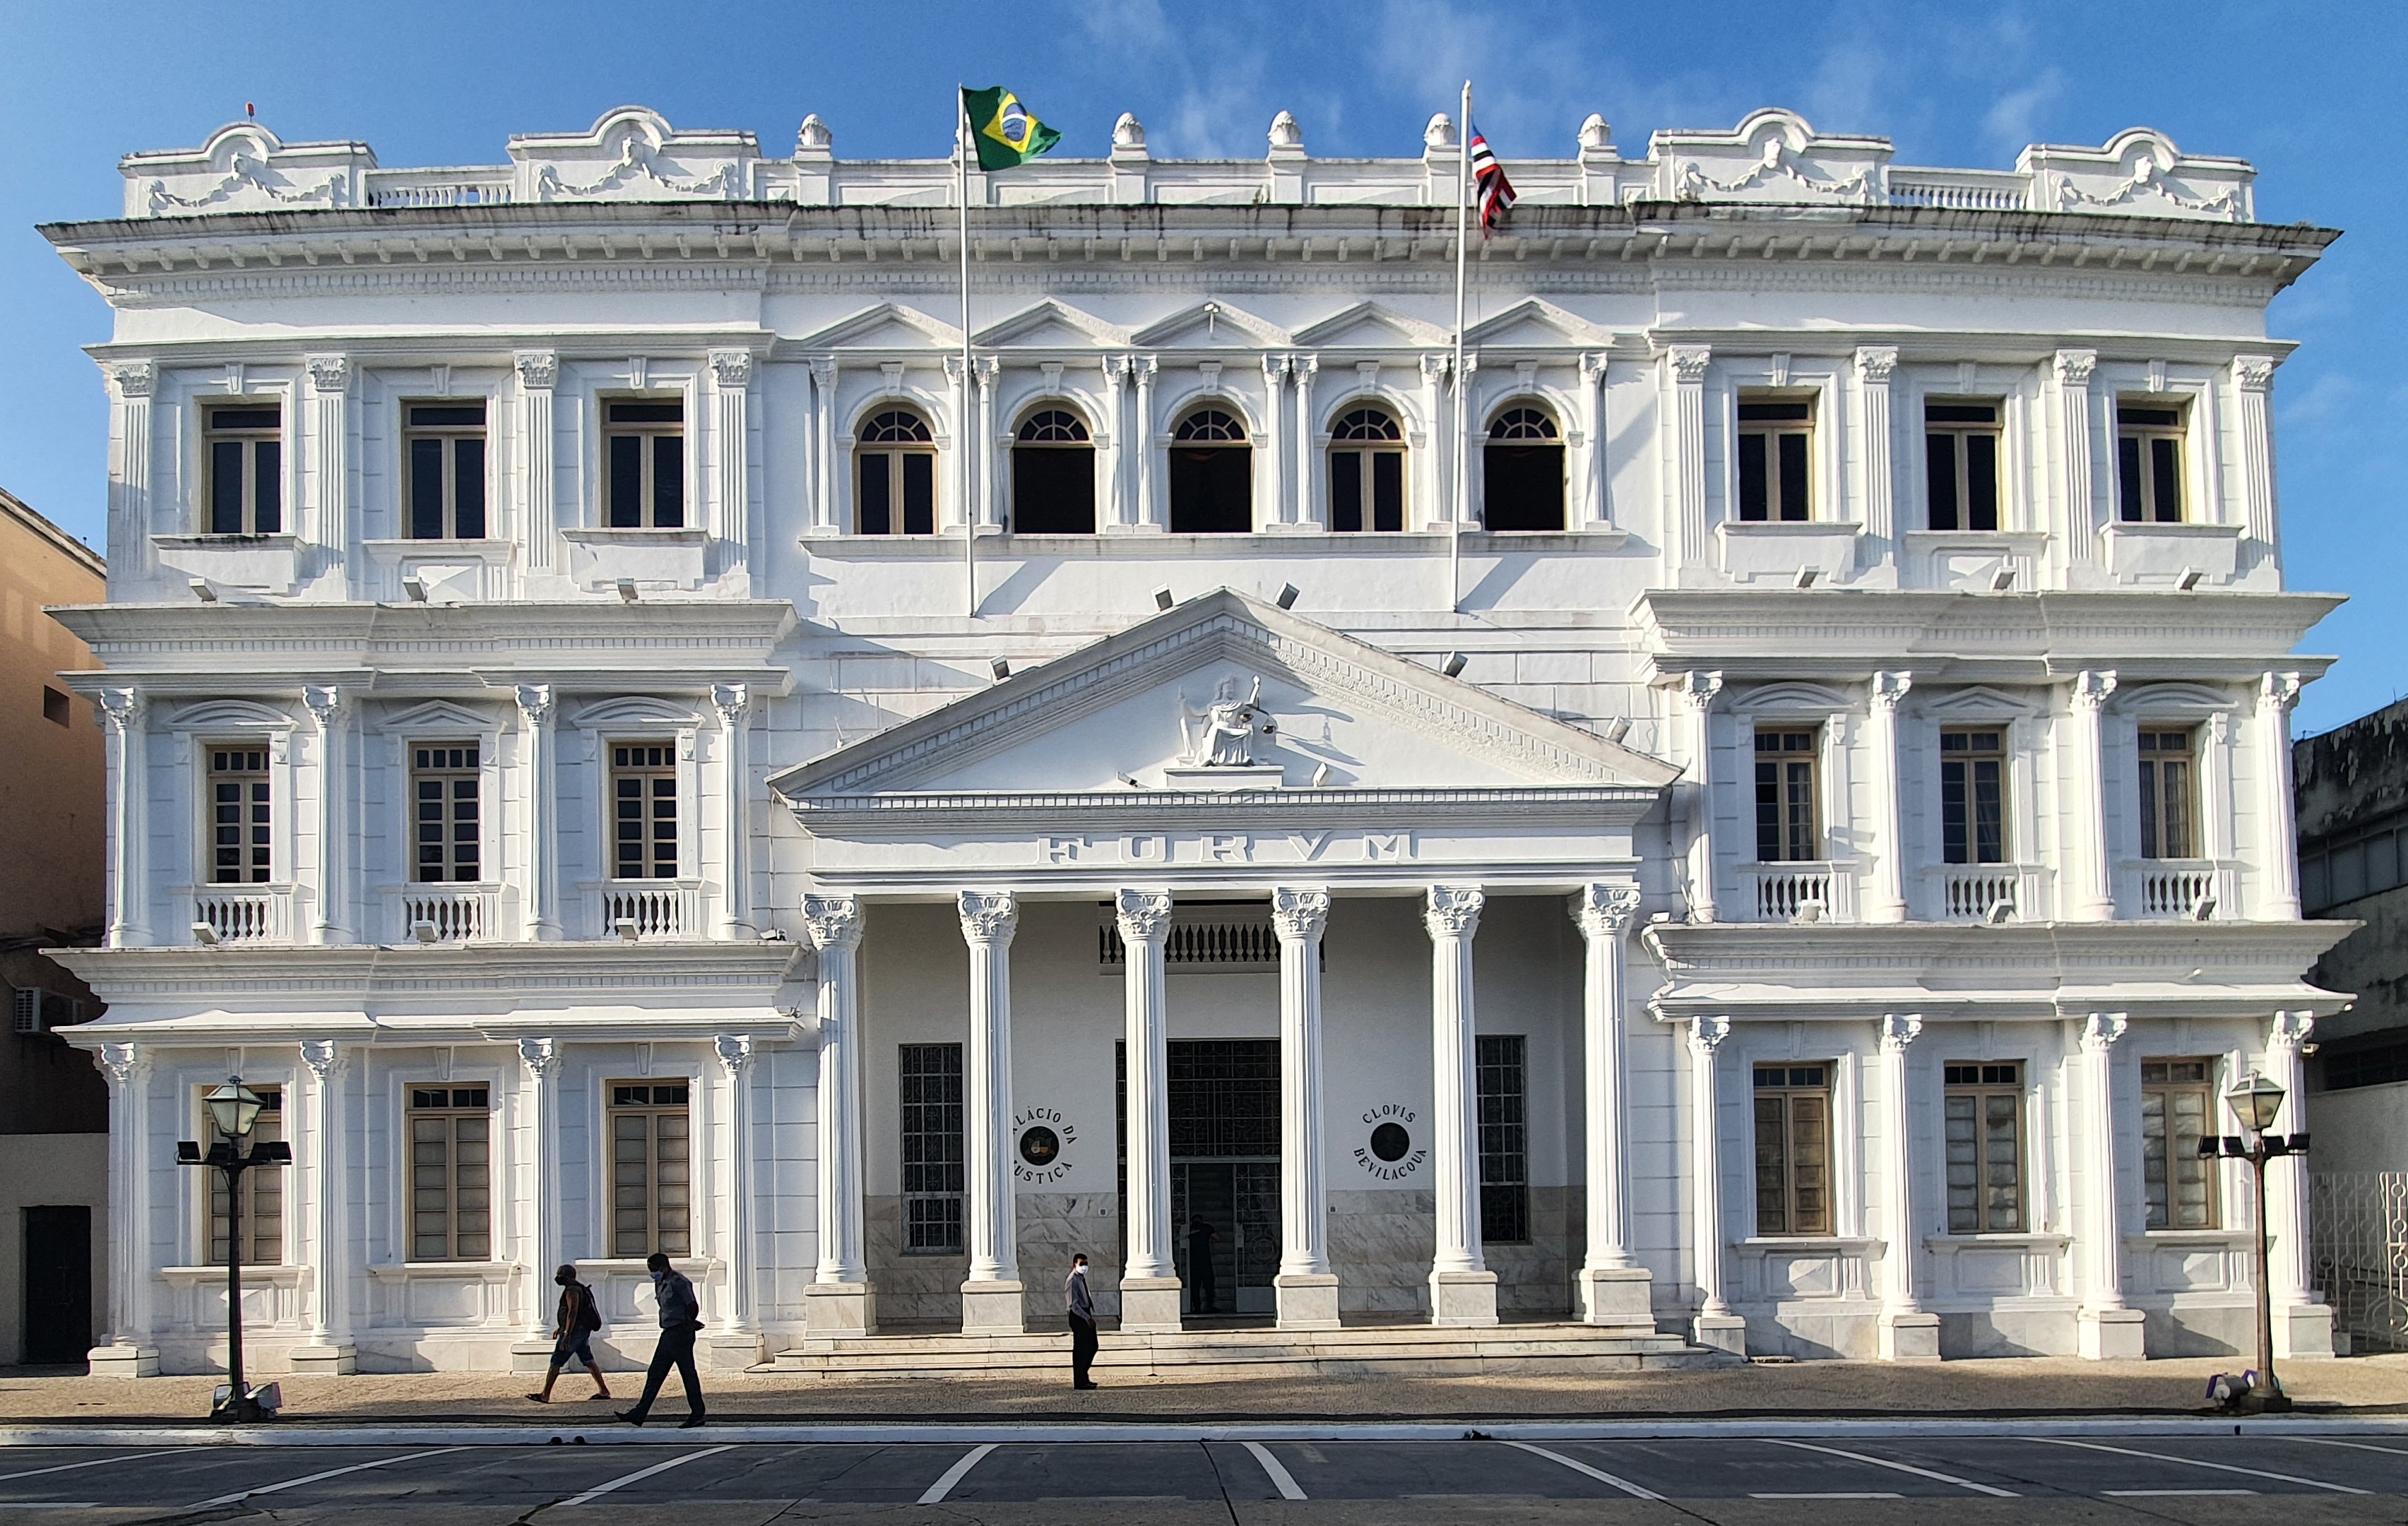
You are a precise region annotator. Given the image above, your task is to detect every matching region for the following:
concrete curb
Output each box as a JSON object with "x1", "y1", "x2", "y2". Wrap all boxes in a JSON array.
[{"x1": 5, "y1": 1416, "x2": 2407, "y2": 1447}]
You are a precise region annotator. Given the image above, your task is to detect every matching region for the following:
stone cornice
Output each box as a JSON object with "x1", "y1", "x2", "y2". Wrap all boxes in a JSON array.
[{"x1": 792, "y1": 784, "x2": 1663, "y2": 833}]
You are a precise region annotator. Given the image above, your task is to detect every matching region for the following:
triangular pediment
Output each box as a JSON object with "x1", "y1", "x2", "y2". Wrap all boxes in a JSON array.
[
  {"x1": 1131, "y1": 301, "x2": 1289, "y2": 350},
  {"x1": 797, "y1": 302, "x2": 961, "y2": 352},
  {"x1": 1291, "y1": 301, "x2": 1449, "y2": 350},
  {"x1": 975, "y1": 299, "x2": 1127, "y2": 350},
  {"x1": 771, "y1": 590, "x2": 1678, "y2": 805},
  {"x1": 1463, "y1": 297, "x2": 1608, "y2": 350}
]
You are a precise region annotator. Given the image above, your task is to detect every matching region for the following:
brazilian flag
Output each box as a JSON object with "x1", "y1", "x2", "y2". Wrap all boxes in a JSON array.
[{"x1": 963, "y1": 86, "x2": 1062, "y2": 171}]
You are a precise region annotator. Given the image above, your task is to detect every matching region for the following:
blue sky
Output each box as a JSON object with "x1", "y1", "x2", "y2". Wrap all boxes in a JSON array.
[{"x1": 1, "y1": 1, "x2": 2398, "y2": 732}]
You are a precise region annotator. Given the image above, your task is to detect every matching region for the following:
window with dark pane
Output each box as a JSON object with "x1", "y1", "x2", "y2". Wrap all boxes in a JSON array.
[
  {"x1": 2141, "y1": 1059, "x2": 2217, "y2": 1229},
  {"x1": 1943, "y1": 1061, "x2": 2024, "y2": 1233},
  {"x1": 1169, "y1": 408, "x2": 1252, "y2": 533},
  {"x1": 610, "y1": 743, "x2": 677, "y2": 881},
  {"x1": 208, "y1": 746, "x2": 273, "y2": 884},
  {"x1": 206, "y1": 1085, "x2": 283, "y2": 1265},
  {"x1": 901, "y1": 1044, "x2": 966, "y2": 1254},
  {"x1": 1737, "y1": 398, "x2": 1813, "y2": 522},
  {"x1": 205, "y1": 405, "x2": 283, "y2": 535},
  {"x1": 858, "y1": 409, "x2": 937, "y2": 535},
  {"x1": 1925, "y1": 401, "x2": 2000, "y2": 531},
  {"x1": 608, "y1": 1082, "x2": 691, "y2": 1258},
  {"x1": 1329, "y1": 406, "x2": 1406, "y2": 532},
  {"x1": 1754, "y1": 728, "x2": 1821, "y2": 862},
  {"x1": 2137, "y1": 727, "x2": 2197, "y2": 859},
  {"x1": 1482, "y1": 406, "x2": 1562, "y2": 532},
  {"x1": 408, "y1": 1085, "x2": 492, "y2": 1260},
  {"x1": 1753, "y1": 1063, "x2": 1832, "y2": 1235},
  {"x1": 1011, "y1": 408, "x2": 1096, "y2": 534},
  {"x1": 404, "y1": 401, "x2": 488, "y2": 540},
  {"x1": 1476, "y1": 1035, "x2": 1529, "y2": 1244},
  {"x1": 1166, "y1": 1039, "x2": 1281, "y2": 1158},
  {"x1": 2116, "y1": 405, "x2": 2186, "y2": 523},
  {"x1": 1940, "y1": 728, "x2": 2007, "y2": 865},
  {"x1": 604, "y1": 399, "x2": 684, "y2": 528},
  {"x1": 410, "y1": 743, "x2": 480, "y2": 883}
]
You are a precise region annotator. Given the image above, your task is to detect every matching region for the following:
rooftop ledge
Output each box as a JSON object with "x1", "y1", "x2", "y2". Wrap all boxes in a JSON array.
[{"x1": 96, "y1": 106, "x2": 2270, "y2": 227}]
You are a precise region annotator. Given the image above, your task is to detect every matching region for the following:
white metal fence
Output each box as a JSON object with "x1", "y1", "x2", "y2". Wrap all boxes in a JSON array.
[{"x1": 2310, "y1": 1170, "x2": 2408, "y2": 1354}]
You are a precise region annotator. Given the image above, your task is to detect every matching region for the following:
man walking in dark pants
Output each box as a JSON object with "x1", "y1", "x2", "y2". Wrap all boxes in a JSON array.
[
  {"x1": 617, "y1": 1252, "x2": 706, "y2": 1427},
  {"x1": 1186, "y1": 1217, "x2": 1221, "y2": 1315},
  {"x1": 1066, "y1": 1253, "x2": 1099, "y2": 1390}
]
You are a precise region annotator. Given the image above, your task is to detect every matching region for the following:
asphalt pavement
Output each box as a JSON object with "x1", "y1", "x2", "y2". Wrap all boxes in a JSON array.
[{"x1": 0, "y1": 1424, "x2": 2403, "y2": 1523}]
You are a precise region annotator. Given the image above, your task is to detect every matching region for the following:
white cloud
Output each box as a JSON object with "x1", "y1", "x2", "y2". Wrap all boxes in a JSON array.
[{"x1": 1981, "y1": 70, "x2": 2065, "y2": 159}]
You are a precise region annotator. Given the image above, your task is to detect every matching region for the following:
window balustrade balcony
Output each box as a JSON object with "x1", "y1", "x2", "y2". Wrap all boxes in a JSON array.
[
  {"x1": 1736, "y1": 862, "x2": 1856, "y2": 923},
  {"x1": 183, "y1": 885, "x2": 296, "y2": 944},
  {"x1": 2118, "y1": 860, "x2": 2238, "y2": 921},
  {"x1": 1925, "y1": 864, "x2": 2048, "y2": 924},
  {"x1": 385, "y1": 883, "x2": 505, "y2": 943},
  {"x1": 585, "y1": 880, "x2": 703, "y2": 940}
]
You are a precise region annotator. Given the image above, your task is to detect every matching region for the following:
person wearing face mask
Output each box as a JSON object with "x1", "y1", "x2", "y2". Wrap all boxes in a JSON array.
[
  {"x1": 616, "y1": 1251, "x2": 706, "y2": 1427},
  {"x1": 526, "y1": 1263, "x2": 610, "y2": 1404}
]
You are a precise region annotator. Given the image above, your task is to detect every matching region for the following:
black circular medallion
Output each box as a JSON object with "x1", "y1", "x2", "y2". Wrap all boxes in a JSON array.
[
  {"x1": 1370, "y1": 1121, "x2": 1411, "y2": 1162},
  {"x1": 1019, "y1": 1126, "x2": 1061, "y2": 1166}
]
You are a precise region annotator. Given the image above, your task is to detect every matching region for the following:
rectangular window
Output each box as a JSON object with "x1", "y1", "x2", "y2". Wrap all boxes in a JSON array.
[
  {"x1": 42, "y1": 686, "x2": 71, "y2": 727},
  {"x1": 404, "y1": 402, "x2": 488, "y2": 540},
  {"x1": 1940, "y1": 729, "x2": 2007, "y2": 865},
  {"x1": 1736, "y1": 398, "x2": 1813, "y2": 522},
  {"x1": 610, "y1": 744, "x2": 677, "y2": 881},
  {"x1": 205, "y1": 405, "x2": 283, "y2": 535},
  {"x1": 608, "y1": 1082, "x2": 690, "y2": 1258},
  {"x1": 206, "y1": 1085, "x2": 283, "y2": 1265},
  {"x1": 1926, "y1": 401, "x2": 2001, "y2": 532},
  {"x1": 1752, "y1": 1063, "x2": 1832, "y2": 1236},
  {"x1": 2140, "y1": 1059, "x2": 2218, "y2": 1230},
  {"x1": 407, "y1": 1085, "x2": 492, "y2": 1260},
  {"x1": 1754, "y1": 729, "x2": 1821, "y2": 862},
  {"x1": 2137, "y1": 727, "x2": 2197, "y2": 860},
  {"x1": 2116, "y1": 405, "x2": 2186, "y2": 523},
  {"x1": 900, "y1": 1043, "x2": 966, "y2": 1254},
  {"x1": 1476, "y1": 1035, "x2": 1529, "y2": 1244},
  {"x1": 1943, "y1": 1061, "x2": 2024, "y2": 1233},
  {"x1": 410, "y1": 744, "x2": 480, "y2": 883},
  {"x1": 207, "y1": 746, "x2": 273, "y2": 884},
  {"x1": 604, "y1": 400, "x2": 685, "y2": 529}
]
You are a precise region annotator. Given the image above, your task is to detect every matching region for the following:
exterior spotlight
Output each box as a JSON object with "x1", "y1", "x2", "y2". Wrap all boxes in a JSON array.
[
  {"x1": 1310, "y1": 762, "x2": 1331, "y2": 787},
  {"x1": 1986, "y1": 899, "x2": 2014, "y2": 924},
  {"x1": 1990, "y1": 566, "x2": 2016, "y2": 592},
  {"x1": 2178, "y1": 566, "x2": 2205, "y2": 591},
  {"x1": 191, "y1": 920, "x2": 220, "y2": 947},
  {"x1": 1153, "y1": 587, "x2": 1174, "y2": 611},
  {"x1": 614, "y1": 917, "x2": 640, "y2": 942},
  {"x1": 2191, "y1": 894, "x2": 2217, "y2": 921},
  {"x1": 616, "y1": 579, "x2": 639, "y2": 603},
  {"x1": 1605, "y1": 717, "x2": 1633, "y2": 744},
  {"x1": 1117, "y1": 771, "x2": 1144, "y2": 789},
  {"x1": 401, "y1": 575, "x2": 429, "y2": 602},
  {"x1": 1442, "y1": 652, "x2": 1467, "y2": 678},
  {"x1": 1276, "y1": 583, "x2": 1300, "y2": 609},
  {"x1": 990, "y1": 657, "x2": 1011, "y2": 680},
  {"x1": 190, "y1": 578, "x2": 218, "y2": 603},
  {"x1": 1793, "y1": 566, "x2": 1820, "y2": 590},
  {"x1": 411, "y1": 919, "x2": 439, "y2": 945}
]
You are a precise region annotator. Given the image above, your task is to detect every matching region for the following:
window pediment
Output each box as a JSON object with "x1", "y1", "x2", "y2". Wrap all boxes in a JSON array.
[{"x1": 1918, "y1": 686, "x2": 2038, "y2": 722}]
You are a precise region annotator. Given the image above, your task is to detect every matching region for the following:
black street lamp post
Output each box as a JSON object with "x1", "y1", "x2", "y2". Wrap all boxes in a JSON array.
[
  {"x1": 177, "y1": 1078, "x2": 291, "y2": 1423},
  {"x1": 2198, "y1": 1071, "x2": 2309, "y2": 1413}
]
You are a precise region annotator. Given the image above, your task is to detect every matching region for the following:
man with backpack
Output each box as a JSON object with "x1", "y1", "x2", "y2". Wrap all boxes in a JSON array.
[{"x1": 527, "y1": 1263, "x2": 610, "y2": 1404}]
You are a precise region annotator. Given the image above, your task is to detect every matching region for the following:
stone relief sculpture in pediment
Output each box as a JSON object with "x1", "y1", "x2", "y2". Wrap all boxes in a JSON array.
[{"x1": 1178, "y1": 676, "x2": 1276, "y2": 766}]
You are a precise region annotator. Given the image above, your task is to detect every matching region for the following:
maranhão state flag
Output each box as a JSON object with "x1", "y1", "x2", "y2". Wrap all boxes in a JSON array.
[
  {"x1": 963, "y1": 87, "x2": 1062, "y2": 171},
  {"x1": 1467, "y1": 124, "x2": 1517, "y2": 234}
]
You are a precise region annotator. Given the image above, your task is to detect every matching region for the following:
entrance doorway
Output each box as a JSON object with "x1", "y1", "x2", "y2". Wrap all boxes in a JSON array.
[
  {"x1": 21, "y1": 1205, "x2": 90, "y2": 1366},
  {"x1": 1122, "y1": 1039, "x2": 1282, "y2": 1317}
]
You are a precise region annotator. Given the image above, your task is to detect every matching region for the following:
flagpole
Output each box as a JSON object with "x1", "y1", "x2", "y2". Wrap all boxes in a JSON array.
[
  {"x1": 1449, "y1": 80, "x2": 1472, "y2": 617},
  {"x1": 957, "y1": 88, "x2": 978, "y2": 619}
]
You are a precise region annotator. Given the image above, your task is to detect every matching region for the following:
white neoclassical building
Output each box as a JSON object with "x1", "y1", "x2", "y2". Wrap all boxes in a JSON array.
[{"x1": 44, "y1": 103, "x2": 2351, "y2": 1376}]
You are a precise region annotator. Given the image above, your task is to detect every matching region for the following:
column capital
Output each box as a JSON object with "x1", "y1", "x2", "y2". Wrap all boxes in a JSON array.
[
  {"x1": 2053, "y1": 347, "x2": 2099, "y2": 386},
  {"x1": 1423, "y1": 883, "x2": 1485, "y2": 939},
  {"x1": 1880, "y1": 1012, "x2": 1923, "y2": 1052},
  {"x1": 2072, "y1": 669, "x2": 2118, "y2": 711},
  {"x1": 2270, "y1": 1008, "x2": 2316, "y2": 1051},
  {"x1": 711, "y1": 681, "x2": 751, "y2": 727},
  {"x1": 514, "y1": 350, "x2": 559, "y2": 391},
  {"x1": 299, "y1": 1038, "x2": 343, "y2": 1079},
  {"x1": 305, "y1": 354, "x2": 351, "y2": 394},
  {"x1": 1688, "y1": 1014, "x2": 1731, "y2": 1054},
  {"x1": 2080, "y1": 1011, "x2": 2128, "y2": 1052},
  {"x1": 807, "y1": 354, "x2": 838, "y2": 388},
  {"x1": 1667, "y1": 345, "x2": 1712, "y2": 384},
  {"x1": 514, "y1": 683, "x2": 555, "y2": 725},
  {"x1": 1571, "y1": 881, "x2": 1642, "y2": 941},
  {"x1": 1271, "y1": 886, "x2": 1329, "y2": 942},
  {"x1": 971, "y1": 354, "x2": 1000, "y2": 386},
  {"x1": 100, "y1": 686, "x2": 144, "y2": 732},
  {"x1": 802, "y1": 893, "x2": 863, "y2": 951},
  {"x1": 1134, "y1": 353, "x2": 1158, "y2": 381},
  {"x1": 100, "y1": 1042, "x2": 143, "y2": 1085},
  {"x1": 106, "y1": 359, "x2": 156, "y2": 400},
  {"x1": 517, "y1": 1035, "x2": 558, "y2": 1080},
  {"x1": 1580, "y1": 351, "x2": 1610, "y2": 383},
  {"x1": 1115, "y1": 888, "x2": 1174, "y2": 941},
  {"x1": 713, "y1": 1033, "x2": 755, "y2": 1075},
  {"x1": 2233, "y1": 354, "x2": 2277, "y2": 393},
  {"x1": 2260, "y1": 670, "x2": 2303, "y2": 713},
  {"x1": 959, "y1": 889, "x2": 1019, "y2": 945},
  {"x1": 708, "y1": 348, "x2": 756, "y2": 390},
  {"x1": 1262, "y1": 353, "x2": 1291, "y2": 383},
  {"x1": 1854, "y1": 345, "x2": 1900, "y2": 383},
  {"x1": 1419, "y1": 352, "x2": 1452, "y2": 382},
  {"x1": 1675, "y1": 669, "x2": 1724, "y2": 710},
  {"x1": 302, "y1": 684, "x2": 344, "y2": 726},
  {"x1": 1290, "y1": 352, "x2": 1319, "y2": 381},
  {"x1": 1871, "y1": 670, "x2": 1914, "y2": 711},
  {"x1": 1104, "y1": 353, "x2": 1132, "y2": 381}
]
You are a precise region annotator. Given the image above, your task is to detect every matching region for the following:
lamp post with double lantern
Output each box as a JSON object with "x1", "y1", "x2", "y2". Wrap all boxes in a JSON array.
[
  {"x1": 2198, "y1": 1071, "x2": 2308, "y2": 1413},
  {"x1": 177, "y1": 1078, "x2": 290, "y2": 1421}
]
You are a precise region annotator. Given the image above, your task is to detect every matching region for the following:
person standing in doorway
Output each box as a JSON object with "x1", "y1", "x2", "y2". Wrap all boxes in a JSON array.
[
  {"x1": 1066, "y1": 1253, "x2": 1099, "y2": 1390},
  {"x1": 527, "y1": 1263, "x2": 610, "y2": 1403},
  {"x1": 1187, "y1": 1216, "x2": 1221, "y2": 1315},
  {"x1": 617, "y1": 1252, "x2": 706, "y2": 1427}
]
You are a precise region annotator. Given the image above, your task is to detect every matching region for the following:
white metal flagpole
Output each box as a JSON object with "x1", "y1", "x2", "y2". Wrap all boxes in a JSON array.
[
  {"x1": 1448, "y1": 81, "x2": 1473, "y2": 616},
  {"x1": 958, "y1": 89, "x2": 978, "y2": 618}
]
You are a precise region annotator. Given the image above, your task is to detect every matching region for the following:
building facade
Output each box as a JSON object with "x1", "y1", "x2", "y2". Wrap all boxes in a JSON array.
[{"x1": 44, "y1": 105, "x2": 2351, "y2": 1375}]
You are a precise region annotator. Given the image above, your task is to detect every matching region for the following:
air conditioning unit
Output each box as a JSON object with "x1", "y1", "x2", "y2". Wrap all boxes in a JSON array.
[{"x1": 11, "y1": 988, "x2": 85, "y2": 1035}]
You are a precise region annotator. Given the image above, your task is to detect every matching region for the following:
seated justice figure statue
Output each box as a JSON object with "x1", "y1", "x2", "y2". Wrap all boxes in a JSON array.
[{"x1": 1179, "y1": 676, "x2": 1276, "y2": 766}]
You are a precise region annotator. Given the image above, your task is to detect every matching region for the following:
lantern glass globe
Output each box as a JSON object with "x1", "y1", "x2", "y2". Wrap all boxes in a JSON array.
[
  {"x1": 2227, "y1": 1072, "x2": 2286, "y2": 1135},
  {"x1": 204, "y1": 1078, "x2": 266, "y2": 1141}
]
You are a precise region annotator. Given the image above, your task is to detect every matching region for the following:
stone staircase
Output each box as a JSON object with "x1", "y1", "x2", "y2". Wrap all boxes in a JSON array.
[{"x1": 768, "y1": 1322, "x2": 1737, "y2": 1381}]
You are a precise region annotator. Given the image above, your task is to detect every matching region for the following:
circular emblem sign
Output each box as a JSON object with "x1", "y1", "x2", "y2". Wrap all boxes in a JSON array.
[
  {"x1": 1370, "y1": 1122, "x2": 1411, "y2": 1162},
  {"x1": 1354, "y1": 1104, "x2": 1428, "y2": 1181},
  {"x1": 1019, "y1": 1126, "x2": 1060, "y2": 1167},
  {"x1": 1011, "y1": 1106, "x2": 1078, "y2": 1184}
]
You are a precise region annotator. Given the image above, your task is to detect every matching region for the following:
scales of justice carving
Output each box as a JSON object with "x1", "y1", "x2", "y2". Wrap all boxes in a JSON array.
[{"x1": 1177, "y1": 676, "x2": 1279, "y2": 767}]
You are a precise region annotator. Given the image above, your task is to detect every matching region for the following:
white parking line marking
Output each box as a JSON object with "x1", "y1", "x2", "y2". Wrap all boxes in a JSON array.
[
  {"x1": 2294, "y1": 1437, "x2": 2408, "y2": 1458},
  {"x1": 1752, "y1": 1491, "x2": 1902, "y2": 1498},
  {"x1": 1764, "y1": 1437, "x2": 2019, "y2": 1497},
  {"x1": 1242, "y1": 1441, "x2": 1307, "y2": 1501},
  {"x1": 2106, "y1": 1489, "x2": 2258, "y2": 1497},
  {"x1": 1502, "y1": 1441, "x2": 1663, "y2": 1501},
  {"x1": 0, "y1": 1451, "x2": 178, "y2": 1484},
  {"x1": 2024, "y1": 1437, "x2": 2371, "y2": 1495},
  {"x1": 559, "y1": 1444, "x2": 735, "y2": 1507},
  {"x1": 194, "y1": 1446, "x2": 468, "y2": 1508},
  {"x1": 918, "y1": 1443, "x2": 997, "y2": 1505}
]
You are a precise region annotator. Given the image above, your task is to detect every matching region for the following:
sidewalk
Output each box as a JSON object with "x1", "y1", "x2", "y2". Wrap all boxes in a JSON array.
[{"x1": 4, "y1": 1354, "x2": 2404, "y2": 1425}]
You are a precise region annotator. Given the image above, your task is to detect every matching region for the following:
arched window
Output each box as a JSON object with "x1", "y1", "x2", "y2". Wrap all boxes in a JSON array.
[
  {"x1": 1483, "y1": 405, "x2": 1564, "y2": 532},
  {"x1": 1169, "y1": 407, "x2": 1252, "y2": 534},
  {"x1": 1011, "y1": 408, "x2": 1095, "y2": 535},
  {"x1": 1329, "y1": 405, "x2": 1405, "y2": 532},
  {"x1": 855, "y1": 409, "x2": 935, "y2": 535}
]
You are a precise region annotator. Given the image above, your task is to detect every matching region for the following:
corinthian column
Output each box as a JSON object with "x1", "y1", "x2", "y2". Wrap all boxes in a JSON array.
[
  {"x1": 711, "y1": 684, "x2": 752, "y2": 939},
  {"x1": 1273, "y1": 886, "x2": 1339, "y2": 1329},
  {"x1": 2075, "y1": 1013, "x2": 2147, "y2": 1358},
  {"x1": 711, "y1": 1034, "x2": 762, "y2": 1364},
  {"x1": 802, "y1": 895, "x2": 874, "y2": 1335},
  {"x1": 304, "y1": 685, "x2": 346, "y2": 945},
  {"x1": 516, "y1": 352, "x2": 558, "y2": 574},
  {"x1": 306, "y1": 355, "x2": 351, "y2": 566},
  {"x1": 958, "y1": 890, "x2": 1025, "y2": 1333},
  {"x1": 1115, "y1": 888, "x2": 1184, "y2": 1332},
  {"x1": 1868, "y1": 672, "x2": 1913, "y2": 922},
  {"x1": 87, "y1": 1044, "x2": 158, "y2": 1376},
  {"x1": 1424, "y1": 884, "x2": 1498, "y2": 1327},
  {"x1": 1875, "y1": 1013, "x2": 1940, "y2": 1359},
  {"x1": 516, "y1": 685, "x2": 559, "y2": 941},
  {"x1": 1686, "y1": 1015, "x2": 1745, "y2": 1354},
  {"x1": 1667, "y1": 345, "x2": 1712, "y2": 577},
  {"x1": 100, "y1": 688, "x2": 150, "y2": 948},
  {"x1": 2067, "y1": 670, "x2": 2118, "y2": 921},
  {"x1": 1678, "y1": 672, "x2": 1724, "y2": 922},
  {"x1": 2259, "y1": 673, "x2": 2305, "y2": 919},
  {"x1": 708, "y1": 350, "x2": 754, "y2": 587},
  {"x1": 509, "y1": 1037, "x2": 562, "y2": 1371},
  {"x1": 2265, "y1": 1010, "x2": 2334, "y2": 1357},
  {"x1": 2054, "y1": 347, "x2": 2099, "y2": 567},
  {"x1": 290, "y1": 1039, "x2": 356, "y2": 1373},
  {"x1": 1573, "y1": 883, "x2": 1652, "y2": 1329}
]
